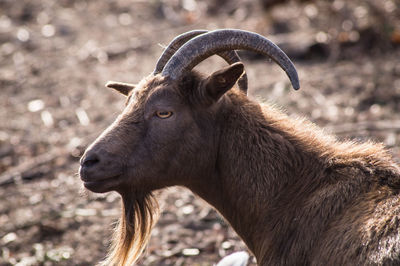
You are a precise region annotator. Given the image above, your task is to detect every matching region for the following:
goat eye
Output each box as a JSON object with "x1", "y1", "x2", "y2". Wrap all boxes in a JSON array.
[{"x1": 156, "y1": 111, "x2": 173, "y2": 119}]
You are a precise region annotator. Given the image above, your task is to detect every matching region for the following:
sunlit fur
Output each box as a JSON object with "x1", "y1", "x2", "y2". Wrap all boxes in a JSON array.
[
  {"x1": 212, "y1": 91, "x2": 400, "y2": 265},
  {"x1": 82, "y1": 69, "x2": 400, "y2": 265}
]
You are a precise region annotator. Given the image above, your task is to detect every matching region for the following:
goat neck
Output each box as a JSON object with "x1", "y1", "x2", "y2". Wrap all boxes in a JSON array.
[{"x1": 186, "y1": 90, "x2": 322, "y2": 259}]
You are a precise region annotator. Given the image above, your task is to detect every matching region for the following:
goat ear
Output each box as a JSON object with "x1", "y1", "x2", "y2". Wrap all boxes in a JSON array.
[
  {"x1": 105, "y1": 81, "x2": 136, "y2": 96},
  {"x1": 204, "y1": 62, "x2": 244, "y2": 102}
]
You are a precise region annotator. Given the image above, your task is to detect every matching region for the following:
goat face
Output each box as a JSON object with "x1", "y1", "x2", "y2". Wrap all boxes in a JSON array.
[
  {"x1": 79, "y1": 63, "x2": 245, "y2": 194},
  {"x1": 79, "y1": 29, "x2": 300, "y2": 195}
]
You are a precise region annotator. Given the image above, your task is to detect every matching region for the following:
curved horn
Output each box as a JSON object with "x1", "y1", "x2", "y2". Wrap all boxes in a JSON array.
[
  {"x1": 154, "y1": 30, "x2": 248, "y2": 93},
  {"x1": 161, "y1": 29, "x2": 300, "y2": 90},
  {"x1": 154, "y1": 30, "x2": 206, "y2": 74}
]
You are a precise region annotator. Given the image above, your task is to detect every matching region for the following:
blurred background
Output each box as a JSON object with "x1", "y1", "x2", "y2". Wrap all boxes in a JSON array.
[{"x1": 0, "y1": 0, "x2": 399, "y2": 265}]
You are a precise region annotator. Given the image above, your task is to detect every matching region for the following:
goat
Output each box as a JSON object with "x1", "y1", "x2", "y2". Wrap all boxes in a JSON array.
[{"x1": 79, "y1": 29, "x2": 400, "y2": 265}]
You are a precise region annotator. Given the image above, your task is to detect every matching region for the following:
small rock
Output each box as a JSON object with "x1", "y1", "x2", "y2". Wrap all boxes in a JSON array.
[
  {"x1": 182, "y1": 248, "x2": 200, "y2": 256},
  {"x1": 2, "y1": 232, "x2": 17, "y2": 244},
  {"x1": 28, "y1": 99, "x2": 45, "y2": 112}
]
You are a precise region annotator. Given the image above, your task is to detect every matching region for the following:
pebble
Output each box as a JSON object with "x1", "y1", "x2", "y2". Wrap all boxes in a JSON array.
[
  {"x1": 28, "y1": 99, "x2": 44, "y2": 112},
  {"x1": 182, "y1": 248, "x2": 200, "y2": 256},
  {"x1": 2, "y1": 232, "x2": 17, "y2": 244}
]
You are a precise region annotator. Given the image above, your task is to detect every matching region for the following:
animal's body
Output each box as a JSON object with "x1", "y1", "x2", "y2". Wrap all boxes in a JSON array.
[
  {"x1": 79, "y1": 29, "x2": 400, "y2": 265},
  {"x1": 215, "y1": 89, "x2": 400, "y2": 265}
]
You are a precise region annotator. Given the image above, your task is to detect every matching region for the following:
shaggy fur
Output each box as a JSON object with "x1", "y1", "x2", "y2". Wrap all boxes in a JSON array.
[
  {"x1": 212, "y1": 92, "x2": 400, "y2": 265},
  {"x1": 80, "y1": 67, "x2": 400, "y2": 265}
]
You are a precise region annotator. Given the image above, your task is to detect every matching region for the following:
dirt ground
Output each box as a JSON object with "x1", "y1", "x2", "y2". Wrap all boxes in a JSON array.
[{"x1": 1, "y1": 0, "x2": 399, "y2": 265}]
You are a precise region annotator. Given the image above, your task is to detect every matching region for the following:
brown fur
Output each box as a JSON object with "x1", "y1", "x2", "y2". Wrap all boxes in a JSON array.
[{"x1": 80, "y1": 66, "x2": 400, "y2": 265}]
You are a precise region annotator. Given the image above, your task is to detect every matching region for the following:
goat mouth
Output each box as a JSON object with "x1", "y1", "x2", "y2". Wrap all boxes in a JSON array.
[{"x1": 82, "y1": 174, "x2": 123, "y2": 193}]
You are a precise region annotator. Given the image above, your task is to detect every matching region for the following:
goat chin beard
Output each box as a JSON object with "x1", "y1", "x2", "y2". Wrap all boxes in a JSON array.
[{"x1": 100, "y1": 190, "x2": 159, "y2": 266}]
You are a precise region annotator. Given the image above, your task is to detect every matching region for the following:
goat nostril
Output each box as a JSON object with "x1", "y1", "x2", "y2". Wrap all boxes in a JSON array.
[{"x1": 82, "y1": 154, "x2": 100, "y2": 168}]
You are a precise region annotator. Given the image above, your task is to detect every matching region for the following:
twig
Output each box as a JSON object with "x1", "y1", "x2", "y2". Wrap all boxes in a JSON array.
[
  {"x1": 0, "y1": 130, "x2": 101, "y2": 186},
  {"x1": 0, "y1": 147, "x2": 67, "y2": 186}
]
